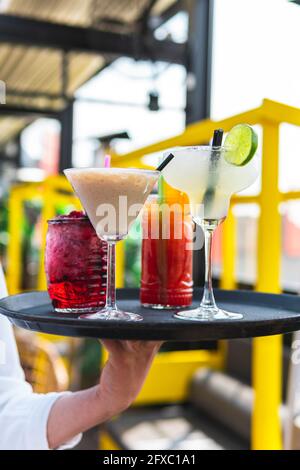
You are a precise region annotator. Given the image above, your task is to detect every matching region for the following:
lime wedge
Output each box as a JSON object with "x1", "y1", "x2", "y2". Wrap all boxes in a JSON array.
[{"x1": 224, "y1": 124, "x2": 258, "y2": 166}]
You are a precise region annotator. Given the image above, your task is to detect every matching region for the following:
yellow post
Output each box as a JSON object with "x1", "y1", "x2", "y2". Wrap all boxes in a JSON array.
[
  {"x1": 252, "y1": 121, "x2": 282, "y2": 450},
  {"x1": 7, "y1": 189, "x2": 23, "y2": 294},
  {"x1": 220, "y1": 206, "x2": 236, "y2": 290},
  {"x1": 37, "y1": 184, "x2": 56, "y2": 290},
  {"x1": 116, "y1": 240, "x2": 125, "y2": 288}
]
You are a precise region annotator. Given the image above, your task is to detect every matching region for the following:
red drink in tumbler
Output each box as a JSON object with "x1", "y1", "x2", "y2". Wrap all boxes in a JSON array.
[
  {"x1": 140, "y1": 196, "x2": 193, "y2": 308},
  {"x1": 45, "y1": 211, "x2": 107, "y2": 312}
]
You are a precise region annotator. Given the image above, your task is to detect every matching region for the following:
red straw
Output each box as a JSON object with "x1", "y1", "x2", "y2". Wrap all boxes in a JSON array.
[{"x1": 104, "y1": 154, "x2": 111, "y2": 168}]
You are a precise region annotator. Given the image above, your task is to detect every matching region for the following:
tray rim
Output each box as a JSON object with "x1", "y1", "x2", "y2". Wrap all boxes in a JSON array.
[{"x1": 1, "y1": 288, "x2": 300, "y2": 341}]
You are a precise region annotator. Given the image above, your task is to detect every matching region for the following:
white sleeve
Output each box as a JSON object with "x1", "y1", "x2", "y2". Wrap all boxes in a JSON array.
[{"x1": 0, "y1": 265, "x2": 82, "y2": 450}]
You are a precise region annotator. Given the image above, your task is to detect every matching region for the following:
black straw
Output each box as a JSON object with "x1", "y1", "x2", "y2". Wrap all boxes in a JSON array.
[
  {"x1": 156, "y1": 153, "x2": 174, "y2": 172},
  {"x1": 212, "y1": 128, "x2": 224, "y2": 147},
  {"x1": 202, "y1": 129, "x2": 224, "y2": 210}
]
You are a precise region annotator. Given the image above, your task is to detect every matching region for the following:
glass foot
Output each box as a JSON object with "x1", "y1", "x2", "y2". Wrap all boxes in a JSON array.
[
  {"x1": 142, "y1": 303, "x2": 191, "y2": 310},
  {"x1": 79, "y1": 308, "x2": 143, "y2": 321},
  {"x1": 55, "y1": 306, "x2": 98, "y2": 314},
  {"x1": 174, "y1": 306, "x2": 243, "y2": 321}
]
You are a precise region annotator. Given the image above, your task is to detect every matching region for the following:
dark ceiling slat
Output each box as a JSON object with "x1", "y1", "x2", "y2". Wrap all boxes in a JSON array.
[
  {"x1": 0, "y1": 103, "x2": 59, "y2": 118},
  {"x1": 138, "y1": 0, "x2": 159, "y2": 28},
  {"x1": 0, "y1": 14, "x2": 185, "y2": 65},
  {"x1": 150, "y1": 0, "x2": 184, "y2": 29}
]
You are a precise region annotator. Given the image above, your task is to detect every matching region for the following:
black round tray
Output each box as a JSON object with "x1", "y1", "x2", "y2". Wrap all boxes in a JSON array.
[{"x1": 1, "y1": 288, "x2": 300, "y2": 341}]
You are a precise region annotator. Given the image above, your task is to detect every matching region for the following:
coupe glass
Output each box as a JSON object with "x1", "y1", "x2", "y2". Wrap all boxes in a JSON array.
[{"x1": 65, "y1": 168, "x2": 159, "y2": 321}]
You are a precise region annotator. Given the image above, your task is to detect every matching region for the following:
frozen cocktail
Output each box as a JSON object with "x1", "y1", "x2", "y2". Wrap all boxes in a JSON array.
[{"x1": 65, "y1": 168, "x2": 159, "y2": 321}]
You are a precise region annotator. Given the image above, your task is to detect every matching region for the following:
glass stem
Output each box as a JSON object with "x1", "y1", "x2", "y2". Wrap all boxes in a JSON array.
[
  {"x1": 200, "y1": 226, "x2": 217, "y2": 310},
  {"x1": 105, "y1": 241, "x2": 117, "y2": 311}
]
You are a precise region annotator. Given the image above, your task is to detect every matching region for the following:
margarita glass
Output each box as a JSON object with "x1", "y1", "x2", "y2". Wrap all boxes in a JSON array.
[
  {"x1": 162, "y1": 146, "x2": 258, "y2": 321},
  {"x1": 65, "y1": 168, "x2": 159, "y2": 321}
]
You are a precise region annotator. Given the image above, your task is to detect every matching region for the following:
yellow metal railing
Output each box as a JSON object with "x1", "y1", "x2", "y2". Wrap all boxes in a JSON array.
[
  {"x1": 7, "y1": 176, "x2": 81, "y2": 294},
  {"x1": 109, "y1": 98, "x2": 300, "y2": 450}
]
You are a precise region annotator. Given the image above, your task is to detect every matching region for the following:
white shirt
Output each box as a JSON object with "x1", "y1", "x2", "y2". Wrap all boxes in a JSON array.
[{"x1": 0, "y1": 265, "x2": 81, "y2": 450}]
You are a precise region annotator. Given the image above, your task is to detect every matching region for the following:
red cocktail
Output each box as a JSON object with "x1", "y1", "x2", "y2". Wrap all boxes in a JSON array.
[
  {"x1": 140, "y1": 196, "x2": 193, "y2": 308},
  {"x1": 45, "y1": 211, "x2": 107, "y2": 312}
]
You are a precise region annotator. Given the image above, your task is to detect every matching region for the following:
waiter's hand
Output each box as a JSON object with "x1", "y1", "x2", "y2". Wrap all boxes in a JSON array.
[
  {"x1": 98, "y1": 340, "x2": 162, "y2": 416},
  {"x1": 47, "y1": 340, "x2": 162, "y2": 449}
]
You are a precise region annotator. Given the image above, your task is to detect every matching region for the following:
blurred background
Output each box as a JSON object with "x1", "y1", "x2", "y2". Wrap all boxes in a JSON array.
[{"x1": 1, "y1": 0, "x2": 300, "y2": 451}]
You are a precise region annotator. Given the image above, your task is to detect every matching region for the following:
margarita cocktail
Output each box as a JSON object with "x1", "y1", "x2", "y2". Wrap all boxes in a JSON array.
[
  {"x1": 163, "y1": 146, "x2": 257, "y2": 223},
  {"x1": 65, "y1": 168, "x2": 159, "y2": 321},
  {"x1": 162, "y1": 125, "x2": 258, "y2": 321}
]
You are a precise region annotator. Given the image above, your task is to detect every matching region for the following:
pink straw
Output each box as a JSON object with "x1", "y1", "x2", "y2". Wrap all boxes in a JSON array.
[{"x1": 104, "y1": 154, "x2": 111, "y2": 168}]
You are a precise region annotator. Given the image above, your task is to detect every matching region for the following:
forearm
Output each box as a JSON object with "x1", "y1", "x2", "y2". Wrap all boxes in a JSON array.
[
  {"x1": 47, "y1": 385, "x2": 116, "y2": 449},
  {"x1": 46, "y1": 340, "x2": 162, "y2": 449}
]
